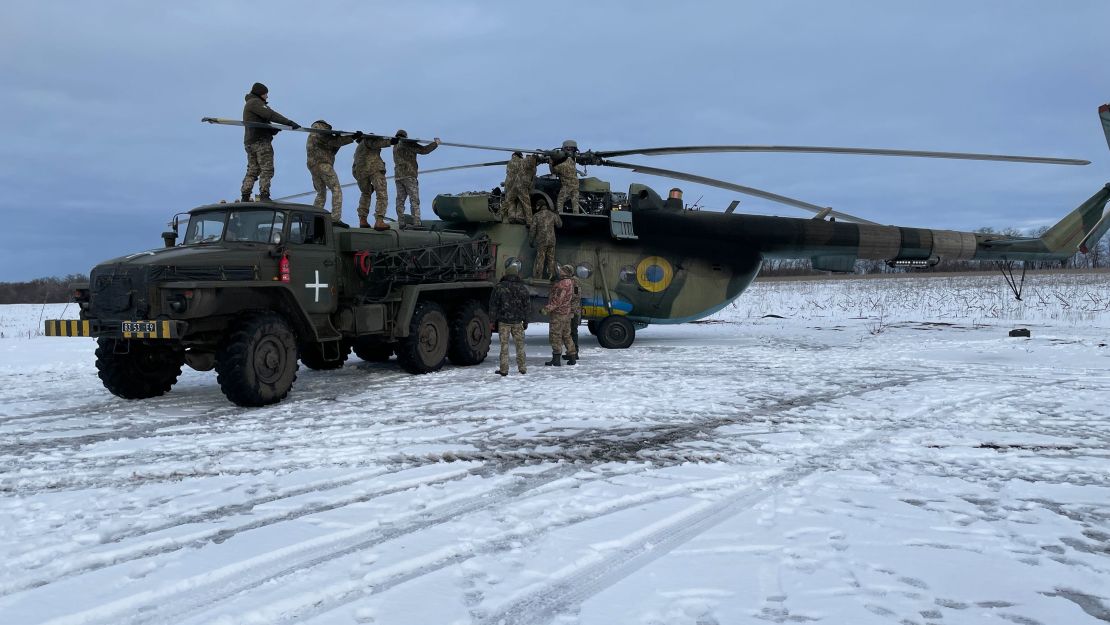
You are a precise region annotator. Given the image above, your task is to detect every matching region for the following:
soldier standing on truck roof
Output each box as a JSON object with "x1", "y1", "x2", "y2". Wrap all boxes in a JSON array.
[
  {"x1": 528, "y1": 198, "x2": 562, "y2": 280},
  {"x1": 392, "y1": 130, "x2": 440, "y2": 227},
  {"x1": 551, "y1": 140, "x2": 581, "y2": 214},
  {"x1": 542, "y1": 264, "x2": 579, "y2": 366},
  {"x1": 306, "y1": 120, "x2": 356, "y2": 225},
  {"x1": 353, "y1": 133, "x2": 397, "y2": 230},
  {"x1": 501, "y1": 152, "x2": 534, "y2": 226},
  {"x1": 240, "y1": 83, "x2": 300, "y2": 203},
  {"x1": 488, "y1": 263, "x2": 531, "y2": 376}
]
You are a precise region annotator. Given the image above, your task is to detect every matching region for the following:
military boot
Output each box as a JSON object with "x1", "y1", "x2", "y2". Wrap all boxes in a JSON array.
[
  {"x1": 544, "y1": 352, "x2": 562, "y2": 366},
  {"x1": 240, "y1": 193, "x2": 251, "y2": 203},
  {"x1": 259, "y1": 193, "x2": 271, "y2": 203},
  {"x1": 359, "y1": 216, "x2": 371, "y2": 228},
  {"x1": 373, "y1": 217, "x2": 389, "y2": 231},
  {"x1": 566, "y1": 353, "x2": 577, "y2": 366}
]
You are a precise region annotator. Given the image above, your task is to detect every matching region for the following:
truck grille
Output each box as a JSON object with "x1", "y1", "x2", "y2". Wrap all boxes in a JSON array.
[{"x1": 90, "y1": 265, "x2": 148, "y2": 317}]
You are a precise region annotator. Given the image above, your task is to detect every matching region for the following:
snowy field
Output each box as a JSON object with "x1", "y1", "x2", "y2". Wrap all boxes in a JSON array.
[{"x1": 2, "y1": 272, "x2": 1110, "y2": 625}]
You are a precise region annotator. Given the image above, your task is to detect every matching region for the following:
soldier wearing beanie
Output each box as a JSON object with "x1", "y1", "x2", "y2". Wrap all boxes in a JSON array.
[{"x1": 240, "y1": 82, "x2": 301, "y2": 202}]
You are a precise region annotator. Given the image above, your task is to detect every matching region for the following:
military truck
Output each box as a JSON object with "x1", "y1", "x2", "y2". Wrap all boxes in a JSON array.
[{"x1": 45, "y1": 202, "x2": 496, "y2": 406}]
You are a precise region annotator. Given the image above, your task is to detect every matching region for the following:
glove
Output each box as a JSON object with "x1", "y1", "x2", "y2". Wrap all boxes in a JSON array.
[
  {"x1": 353, "y1": 131, "x2": 364, "y2": 140},
  {"x1": 288, "y1": 122, "x2": 301, "y2": 130}
]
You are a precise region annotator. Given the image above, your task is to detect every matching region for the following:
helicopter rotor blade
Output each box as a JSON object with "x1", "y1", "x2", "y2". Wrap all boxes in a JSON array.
[
  {"x1": 202, "y1": 117, "x2": 540, "y2": 154},
  {"x1": 592, "y1": 145, "x2": 1090, "y2": 166},
  {"x1": 600, "y1": 159, "x2": 876, "y2": 224},
  {"x1": 272, "y1": 160, "x2": 508, "y2": 202}
]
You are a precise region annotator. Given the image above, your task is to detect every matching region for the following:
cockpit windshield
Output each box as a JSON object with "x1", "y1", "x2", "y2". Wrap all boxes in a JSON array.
[{"x1": 183, "y1": 210, "x2": 286, "y2": 245}]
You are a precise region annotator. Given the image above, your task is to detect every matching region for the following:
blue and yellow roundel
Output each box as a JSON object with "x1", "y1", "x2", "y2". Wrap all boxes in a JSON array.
[{"x1": 636, "y1": 256, "x2": 674, "y2": 292}]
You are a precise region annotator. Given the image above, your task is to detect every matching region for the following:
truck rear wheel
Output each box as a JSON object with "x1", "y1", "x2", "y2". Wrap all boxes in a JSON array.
[
  {"x1": 95, "y1": 338, "x2": 184, "y2": 400},
  {"x1": 352, "y1": 338, "x2": 393, "y2": 362},
  {"x1": 300, "y1": 341, "x2": 350, "y2": 371},
  {"x1": 447, "y1": 299, "x2": 491, "y2": 366},
  {"x1": 396, "y1": 301, "x2": 449, "y2": 374},
  {"x1": 216, "y1": 312, "x2": 298, "y2": 407}
]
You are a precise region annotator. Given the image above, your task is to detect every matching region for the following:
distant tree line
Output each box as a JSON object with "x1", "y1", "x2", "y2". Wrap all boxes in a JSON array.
[
  {"x1": 760, "y1": 226, "x2": 1110, "y2": 277},
  {"x1": 0, "y1": 274, "x2": 88, "y2": 304}
]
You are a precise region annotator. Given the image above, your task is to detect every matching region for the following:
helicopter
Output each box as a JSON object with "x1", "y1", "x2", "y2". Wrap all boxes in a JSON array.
[{"x1": 203, "y1": 107, "x2": 1110, "y2": 349}]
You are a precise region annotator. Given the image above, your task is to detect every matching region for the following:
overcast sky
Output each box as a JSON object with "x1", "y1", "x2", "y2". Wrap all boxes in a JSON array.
[{"x1": 2, "y1": 1, "x2": 1109, "y2": 281}]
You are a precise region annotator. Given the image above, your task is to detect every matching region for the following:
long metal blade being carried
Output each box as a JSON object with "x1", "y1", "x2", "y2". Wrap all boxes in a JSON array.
[
  {"x1": 600, "y1": 159, "x2": 876, "y2": 224},
  {"x1": 273, "y1": 160, "x2": 508, "y2": 201},
  {"x1": 201, "y1": 117, "x2": 538, "y2": 154},
  {"x1": 593, "y1": 145, "x2": 1089, "y2": 166}
]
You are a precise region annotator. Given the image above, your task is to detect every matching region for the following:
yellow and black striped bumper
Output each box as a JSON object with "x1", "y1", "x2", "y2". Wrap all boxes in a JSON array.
[
  {"x1": 44, "y1": 319, "x2": 94, "y2": 337},
  {"x1": 44, "y1": 319, "x2": 182, "y2": 339}
]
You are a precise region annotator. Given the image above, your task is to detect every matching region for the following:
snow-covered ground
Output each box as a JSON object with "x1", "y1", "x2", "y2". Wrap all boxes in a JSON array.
[{"x1": 2, "y1": 273, "x2": 1109, "y2": 625}]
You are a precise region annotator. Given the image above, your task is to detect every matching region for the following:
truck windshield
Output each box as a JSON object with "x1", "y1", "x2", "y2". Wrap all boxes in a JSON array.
[
  {"x1": 183, "y1": 210, "x2": 286, "y2": 245},
  {"x1": 183, "y1": 212, "x2": 226, "y2": 244}
]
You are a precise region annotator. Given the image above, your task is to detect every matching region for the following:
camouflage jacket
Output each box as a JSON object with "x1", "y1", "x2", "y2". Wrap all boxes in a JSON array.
[
  {"x1": 242, "y1": 94, "x2": 296, "y2": 145},
  {"x1": 529, "y1": 208, "x2": 562, "y2": 247},
  {"x1": 353, "y1": 136, "x2": 393, "y2": 175},
  {"x1": 504, "y1": 156, "x2": 522, "y2": 188},
  {"x1": 393, "y1": 140, "x2": 438, "y2": 178},
  {"x1": 550, "y1": 155, "x2": 577, "y2": 182},
  {"x1": 544, "y1": 278, "x2": 577, "y2": 316},
  {"x1": 488, "y1": 274, "x2": 531, "y2": 324},
  {"x1": 521, "y1": 155, "x2": 539, "y2": 186},
  {"x1": 306, "y1": 129, "x2": 354, "y2": 168}
]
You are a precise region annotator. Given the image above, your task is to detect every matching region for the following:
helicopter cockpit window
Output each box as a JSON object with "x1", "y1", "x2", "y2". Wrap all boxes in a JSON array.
[
  {"x1": 225, "y1": 210, "x2": 283, "y2": 243},
  {"x1": 619, "y1": 265, "x2": 636, "y2": 283},
  {"x1": 183, "y1": 212, "x2": 226, "y2": 244}
]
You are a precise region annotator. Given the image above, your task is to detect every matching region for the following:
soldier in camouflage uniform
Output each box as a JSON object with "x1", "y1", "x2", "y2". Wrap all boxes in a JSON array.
[
  {"x1": 542, "y1": 264, "x2": 578, "y2": 366},
  {"x1": 392, "y1": 130, "x2": 440, "y2": 227},
  {"x1": 551, "y1": 140, "x2": 581, "y2": 214},
  {"x1": 501, "y1": 152, "x2": 534, "y2": 226},
  {"x1": 306, "y1": 120, "x2": 356, "y2": 224},
  {"x1": 241, "y1": 83, "x2": 300, "y2": 203},
  {"x1": 568, "y1": 271, "x2": 583, "y2": 359},
  {"x1": 488, "y1": 263, "x2": 531, "y2": 376},
  {"x1": 353, "y1": 133, "x2": 397, "y2": 229},
  {"x1": 528, "y1": 198, "x2": 562, "y2": 279}
]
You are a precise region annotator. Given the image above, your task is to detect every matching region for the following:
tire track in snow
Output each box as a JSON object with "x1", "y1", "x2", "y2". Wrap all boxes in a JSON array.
[
  {"x1": 476, "y1": 383, "x2": 1033, "y2": 625},
  {"x1": 34, "y1": 464, "x2": 582, "y2": 625},
  {"x1": 1, "y1": 465, "x2": 480, "y2": 595}
]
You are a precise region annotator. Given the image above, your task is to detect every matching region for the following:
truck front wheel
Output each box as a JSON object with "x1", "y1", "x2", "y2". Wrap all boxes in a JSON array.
[
  {"x1": 216, "y1": 312, "x2": 298, "y2": 406},
  {"x1": 447, "y1": 299, "x2": 491, "y2": 366},
  {"x1": 396, "y1": 301, "x2": 449, "y2": 374},
  {"x1": 95, "y1": 338, "x2": 184, "y2": 399}
]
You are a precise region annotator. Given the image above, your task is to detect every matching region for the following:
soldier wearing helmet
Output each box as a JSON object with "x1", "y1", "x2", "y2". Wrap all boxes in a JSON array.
[
  {"x1": 392, "y1": 129, "x2": 441, "y2": 227},
  {"x1": 306, "y1": 120, "x2": 356, "y2": 224},
  {"x1": 501, "y1": 152, "x2": 534, "y2": 226},
  {"x1": 550, "y1": 140, "x2": 581, "y2": 214}
]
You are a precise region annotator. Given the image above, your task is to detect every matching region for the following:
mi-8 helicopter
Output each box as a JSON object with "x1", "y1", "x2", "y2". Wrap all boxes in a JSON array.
[{"x1": 203, "y1": 106, "x2": 1110, "y2": 349}]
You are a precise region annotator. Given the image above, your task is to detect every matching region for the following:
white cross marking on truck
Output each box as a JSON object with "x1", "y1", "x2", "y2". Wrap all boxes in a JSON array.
[{"x1": 305, "y1": 270, "x2": 328, "y2": 303}]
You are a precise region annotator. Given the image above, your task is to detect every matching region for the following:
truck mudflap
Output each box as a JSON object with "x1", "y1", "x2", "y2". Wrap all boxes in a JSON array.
[{"x1": 44, "y1": 319, "x2": 185, "y2": 339}]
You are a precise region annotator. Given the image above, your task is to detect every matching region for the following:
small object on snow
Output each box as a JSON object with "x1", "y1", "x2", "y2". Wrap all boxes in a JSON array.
[
  {"x1": 1009, "y1": 328, "x2": 1031, "y2": 338},
  {"x1": 763, "y1": 314, "x2": 785, "y2": 319}
]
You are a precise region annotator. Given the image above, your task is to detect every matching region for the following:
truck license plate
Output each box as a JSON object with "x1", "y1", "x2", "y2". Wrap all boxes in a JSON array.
[{"x1": 122, "y1": 321, "x2": 156, "y2": 333}]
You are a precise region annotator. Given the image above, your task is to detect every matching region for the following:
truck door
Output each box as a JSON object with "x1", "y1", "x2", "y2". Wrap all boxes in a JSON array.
[{"x1": 287, "y1": 212, "x2": 337, "y2": 314}]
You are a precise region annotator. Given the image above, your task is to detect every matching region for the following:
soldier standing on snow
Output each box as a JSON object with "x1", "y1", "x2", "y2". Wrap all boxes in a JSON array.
[
  {"x1": 488, "y1": 263, "x2": 532, "y2": 376},
  {"x1": 542, "y1": 264, "x2": 578, "y2": 366},
  {"x1": 551, "y1": 140, "x2": 581, "y2": 214},
  {"x1": 352, "y1": 133, "x2": 397, "y2": 229},
  {"x1": 528, "y1": 198, "x2": 562, "y2": 280},
  {"x1": 500, "y1": 152, "x2": 534, "y2": 226},
  {"x1": 392, "y1": 130, "x2": 440, "y2": 227},
  {"x1": 240, "y1": 82, "x2": 300, "y2": 203},
  {"x1": 306, "y1": 120, "x2": 356, "y2": 225}
]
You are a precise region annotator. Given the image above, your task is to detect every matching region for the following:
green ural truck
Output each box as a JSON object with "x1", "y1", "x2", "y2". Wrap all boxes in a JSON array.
[{"x1": 45, "y1": 201, "x2": 496, "y2": 406}]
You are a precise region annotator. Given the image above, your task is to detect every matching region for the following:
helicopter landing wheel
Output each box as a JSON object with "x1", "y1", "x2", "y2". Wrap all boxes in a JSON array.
[{"x1": 597, "y1": 315, "x2": 635, "y2": 349}]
